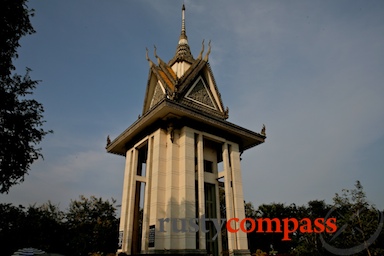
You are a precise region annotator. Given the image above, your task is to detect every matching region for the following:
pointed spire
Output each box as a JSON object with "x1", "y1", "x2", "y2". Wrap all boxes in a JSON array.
[
  {"x1": 169, "y1": 4, "x2": 194, "y2": 65},
  {"x1": 179, "y1": 4, "x2": 187, "y2": 44}
]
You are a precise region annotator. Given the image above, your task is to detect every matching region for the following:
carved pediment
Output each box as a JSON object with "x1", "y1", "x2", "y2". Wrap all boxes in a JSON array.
[{"x1": 185, "y1": 77, "x2": 216, "y2": 110}]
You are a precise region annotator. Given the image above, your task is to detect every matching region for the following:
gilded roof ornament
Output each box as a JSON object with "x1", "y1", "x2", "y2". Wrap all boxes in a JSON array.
[
  {"x1": 203, "y1": 40, "x2": 211, "y2": 61},
  {"x1": 154, "y1": 45, "x2": 162, "y2": 65},
  {"x1": 224, "y1": 106, "x2": 229, "y2": 119},
  {"x1": 261, "y1": 124, "x2": 266, "y2": 136},
  {"x1": 154, "y1": 45, "x2": 158, "y2": 58},
  {"x1": 197, "y1": 39, "x2": 205, "y2": 60},
  {"x1": 145, "y1": 47, "x2": 154, "y2": 67}
]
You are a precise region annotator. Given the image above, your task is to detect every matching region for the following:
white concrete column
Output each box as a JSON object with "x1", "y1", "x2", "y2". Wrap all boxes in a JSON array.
[
  {"x1": 149, "y1": 129, "x2": 167, "y2": 250},
  {"x1": 178, "y1": 127, "x2": 196, "y2": 249},
  {"x1": 119, "y1": 149, "x2": 134, "y2": 253},
  {"x1": 215, "y1": 179, "x2": 223, "y2": 255},
  {"x1": 230, "y1": 144, "x2": 248, "y2": 250},
  {"x1": 125, "y1": 148, "x2": 139, "y2": 254},
  {"x1": 197, "y1": 133, "x2": 206, "y2": 249},
  {"x1": 223, "y1": 143, "x2": 237, "y2": 252},
  {"x1": 141, "y1": 136, "x2": 153, "y2": 252},
  {"x1": 164, "y1": 127, "x2": 175, "y2": 249}
]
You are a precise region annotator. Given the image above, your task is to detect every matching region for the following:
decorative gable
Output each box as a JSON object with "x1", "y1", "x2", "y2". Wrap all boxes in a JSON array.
[
  {"x1": 150, "y1": 81, "x2": 165, "y2": 108},
  {"x1": 185, "y1": 77, "x2": 216, "y2": 110}
]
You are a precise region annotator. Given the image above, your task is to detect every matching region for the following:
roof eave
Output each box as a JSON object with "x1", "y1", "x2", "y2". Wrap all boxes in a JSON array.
[{"x1": 106, "y1": 99, "x2": 265, "y2": 156}]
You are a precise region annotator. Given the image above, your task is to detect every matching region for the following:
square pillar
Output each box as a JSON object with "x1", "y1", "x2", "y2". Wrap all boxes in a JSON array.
[
  {"x1": 196, "y1": 133, "x2": 206, "y2": 250},
  {"x1": 222, "y1": 143, "x2": 237, "y2": 252}
]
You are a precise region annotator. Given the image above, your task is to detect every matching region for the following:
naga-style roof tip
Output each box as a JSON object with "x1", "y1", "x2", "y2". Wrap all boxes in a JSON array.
[
  {"x1": 197, "y1": 39, "x2": 205, "y2": 60},
  {"x1": 145, "y1": 47, "x2": 154, "y2": 67},
  {"x1": 203, "y1": 40, "x2": 211, "y2": 61}
]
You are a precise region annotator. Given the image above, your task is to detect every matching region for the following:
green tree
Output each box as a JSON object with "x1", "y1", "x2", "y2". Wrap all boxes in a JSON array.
[
  {"x1": 244, "y1": 201, "x2": 257, "y2": 219},
  {"x1": 23, "y1": 202, "x2": 66, "y2": 254},
  {"x1": 248, "y1": 203, "x2": 298, "y2": 254},
  {"x1": 325, "y1": 181, "x2": 384, "y2": 256},
  {"x1": 0, "y1": 0, "x2": 51, "y2": 193},
  {"x1": 0, "y1": 0, "x2": 35, "y2": 77},
  {"x1": 0, "y1": 202, "x2": 67, "y2": 255},
  {"x1": 66, "y1": 195, "x2": 119, "y2": 256},
  {"x1": 0, "y1": 203, "x2": 26, "y2": 255},
  {"x1": 0, "y1": 197, "x2": 120, "y2": 255},
  {"x1": 292, "y1": 200, "x2": 332, "y2": 256}
]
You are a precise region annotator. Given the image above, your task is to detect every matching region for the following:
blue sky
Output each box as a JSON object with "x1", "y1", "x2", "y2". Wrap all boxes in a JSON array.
[{"x1": 1, "y1": 0, "x2": 384, "y2": 212}]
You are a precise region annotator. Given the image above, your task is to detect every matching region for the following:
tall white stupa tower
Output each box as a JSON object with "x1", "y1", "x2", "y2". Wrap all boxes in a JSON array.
[{"x1": 106, "y1": 5, "x2": 266, "y2": 256}]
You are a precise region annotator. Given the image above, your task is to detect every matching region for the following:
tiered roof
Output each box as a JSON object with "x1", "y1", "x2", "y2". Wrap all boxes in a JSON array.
[
  {"x1": 106, "y1": 5, "x2": 265, "y2": 156},
  {"x1": 143, "y1": 5, "x2": 227, "y2": 119}
]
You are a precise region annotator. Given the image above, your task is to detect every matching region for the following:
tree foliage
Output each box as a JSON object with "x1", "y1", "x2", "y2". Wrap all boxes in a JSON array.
[
  {"x1": 0, "y1": 202, "x2": 66, "y2": 255},
  {"x1": 326, "y1": 181, "x2": 384, "y2": 256},
  {"x1": 292, "y1": 181, "x2": 384, "y2": 256},
  {"x1": 66, "y1": 195, "x2": 119, "y2": 256},
  {"x1": 250, "y1": 202, "x2": 298, "y2": 255},
  {"x1": 0, "y1": 0, "x2": 35, "y2": 77},
  {"x1": 292, "y1": 200, "x2": 332, "y2": 256},
  {"x1": 0, "y1": 196, "x2": 119, "y2": 256},
  {"x1": 0, "y1": 0, "x2": 51, "y2": 193},
  {"x1": 0, "y1": 203, "x2": 26, "y2": 255},
  {"x1": 244, "y1": 182, "x2": 383, "y2": 256}
]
